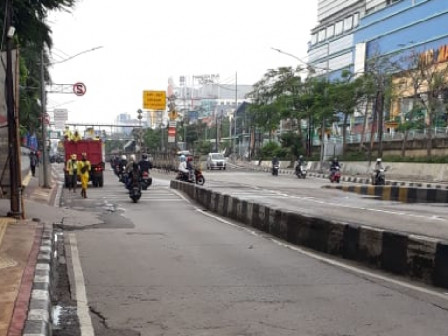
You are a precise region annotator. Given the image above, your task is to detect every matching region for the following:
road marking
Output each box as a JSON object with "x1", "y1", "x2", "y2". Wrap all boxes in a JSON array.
[
  {"x1": 196, "y1": 208, "x2": 448, "y2": 301},
  {"x1": 69, "y1": 233, "x2": 95, "y2": 336}
]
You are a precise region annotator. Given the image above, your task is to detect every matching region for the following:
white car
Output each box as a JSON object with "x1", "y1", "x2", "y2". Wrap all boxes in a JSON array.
[{"x1": 206, "y1": 153, "x2": 226, "y2": 170}]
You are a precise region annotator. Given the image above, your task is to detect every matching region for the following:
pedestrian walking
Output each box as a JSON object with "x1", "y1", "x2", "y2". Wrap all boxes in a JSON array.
[
  {"x1": 29, "y1": 151, "x2": 38, "y2": 177},
  {"x1": 66, "y1": 154, "x2": 78, "y2": 192},
  {"x1": 78, "y1": 153, "x2": 91, "y2": 198}
]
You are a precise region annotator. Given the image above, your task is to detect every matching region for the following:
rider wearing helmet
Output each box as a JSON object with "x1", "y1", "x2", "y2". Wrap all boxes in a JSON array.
[
  {"x1": 138, "y1": 153, "x2": 153, "y2": 173},
  {"x1": 178, "y1": 154, "x2": 189, "y2": 176},
  {"x1": 296, "y1": 155, "x2": 305, "y2": 174},
  {"x1": 330, "y1": 157, "x2": 341, "y2": 177},
  {"x1": 372, "y1": 158, "x2": 384, "y2": 184}
]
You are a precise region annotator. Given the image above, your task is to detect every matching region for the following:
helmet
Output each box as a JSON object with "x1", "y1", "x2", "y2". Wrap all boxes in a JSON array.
[
  {"x1": 121, "y1": 155, "x2": 126, "y2": 160},
  {"x1": 334, "y1": 157, "x2": 338, "y2": 161},
  {"x1": 187, "y1": 156, "x2": 193, "y2": 162},
  {"x1": 130, "y1": 154, "x2": 136, "y2": 161},
  {"x1": 142, "y1": 154, "x2": 148, "y2": 159},
  {"x1": 180, "y1": 155, "x2": 186, "y2": 162},
  {"x1": 299, "y1": 155, "x2": 303, "y2": 159},
  {"x1": 376, "y1": 158, "x2": 382, "y2": 162}
]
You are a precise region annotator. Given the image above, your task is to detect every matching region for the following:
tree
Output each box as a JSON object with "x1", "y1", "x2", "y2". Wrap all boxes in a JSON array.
[
  {"x1": 330, "y1": 71, "x2": 369, "y2": 155},
  {"x1": 0, "y1": 0, "x2": 78, "y2": 136},
  {"x1": 365, "y1": 50, "x2": 396, "y2": 160},
  {"x1": 416, "y1": 53, "x2": 448, "y2": 157}
]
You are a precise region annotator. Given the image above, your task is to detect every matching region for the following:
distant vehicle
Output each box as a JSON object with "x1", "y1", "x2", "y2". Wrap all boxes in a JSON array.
[
  {"x1": 50, "y1": 154, "x2": 64, "y2": 163},
  {"x1": 206, "y1": 153, "x2": 226, "y2": 170}
]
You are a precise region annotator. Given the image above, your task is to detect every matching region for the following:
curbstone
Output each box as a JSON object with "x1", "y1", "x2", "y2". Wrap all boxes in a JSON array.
[
  {"x1": 381, "y1": 231, "x2": 408, "y2": 275},
  {"x1": 434, "y1": 241, "x2": 448, "y2": 288},
  {"x1": 23, "y1": 223, "x2": 54, "y2": 336},
  {"x1": 358, "y1": 226, "x2": 383, "y2": 267}
]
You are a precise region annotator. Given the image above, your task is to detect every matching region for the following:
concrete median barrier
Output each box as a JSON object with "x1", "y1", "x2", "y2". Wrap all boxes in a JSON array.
[
  {"x1": 170, "y1": 180, "x2": 448, "y2": 289},
  {"x1": 323, "y1": 184, "x2": 448, "y2": 203}
]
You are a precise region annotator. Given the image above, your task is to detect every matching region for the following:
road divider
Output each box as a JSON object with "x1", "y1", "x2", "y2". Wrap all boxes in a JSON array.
[
  {"x1": 170, "y1": 180, "x2": 448, "y2": 289},
  {"x1": 323, "y1": 184, "x2": 448, "y2": 203}
]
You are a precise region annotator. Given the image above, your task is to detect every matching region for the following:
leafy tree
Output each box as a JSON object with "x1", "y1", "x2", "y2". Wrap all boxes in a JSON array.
[
  {"x1": 330, "y1": 71, "x2": 369, "y2": 154},
  {"x1": 1, "y1": 0, "x2": 78, "y2": 136}
]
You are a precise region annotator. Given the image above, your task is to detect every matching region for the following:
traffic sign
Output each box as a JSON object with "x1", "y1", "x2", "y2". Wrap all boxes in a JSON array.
[
  {"x1": 73, "y1": 82, "x2": 87, "y2": 96},
  {"x1": 143, "y1": 90, "x2": 166, "y2": 110}
]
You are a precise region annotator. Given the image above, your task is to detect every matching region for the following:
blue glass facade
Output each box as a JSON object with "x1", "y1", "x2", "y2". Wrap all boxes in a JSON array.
[{"x1": 355, "y1": 0, "x2": 448, "y2": 66}]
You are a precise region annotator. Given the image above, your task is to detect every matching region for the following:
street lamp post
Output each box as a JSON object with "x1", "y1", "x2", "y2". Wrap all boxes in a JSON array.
[{"x1": 137, "y1": 109, "x2": 143, "y2": 158}]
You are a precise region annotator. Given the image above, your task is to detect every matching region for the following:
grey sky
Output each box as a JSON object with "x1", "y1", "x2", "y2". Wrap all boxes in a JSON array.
[{"x1": 47, "y1": 0, "x2": 318, "y2": 124}]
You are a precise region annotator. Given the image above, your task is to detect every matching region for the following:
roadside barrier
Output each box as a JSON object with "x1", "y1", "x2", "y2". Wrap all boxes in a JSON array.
[
  {"x1": 324, "y1": 184, "x2": 448, "y2": 203},
  {"x1": 171, "y1": 180, "x2": 448, "y2": 289}
]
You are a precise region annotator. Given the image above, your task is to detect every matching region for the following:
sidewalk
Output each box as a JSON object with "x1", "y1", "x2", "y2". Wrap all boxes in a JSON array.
[{"x1": 0, "y1": 171, "x2": 58, "y2": 336}]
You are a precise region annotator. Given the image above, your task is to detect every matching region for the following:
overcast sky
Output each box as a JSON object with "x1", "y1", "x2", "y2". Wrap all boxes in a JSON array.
[{"x1": 47, "y1": 0, "x2": 318, "y2": 125}]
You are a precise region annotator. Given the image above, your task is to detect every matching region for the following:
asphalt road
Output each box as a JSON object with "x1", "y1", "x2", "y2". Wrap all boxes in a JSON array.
[
  {"x1": 54, "y1": 168, "x2": 448, "y2": 336},
  {"x1": 191, "y1": 169, "x2": 448, "y2": 240}
]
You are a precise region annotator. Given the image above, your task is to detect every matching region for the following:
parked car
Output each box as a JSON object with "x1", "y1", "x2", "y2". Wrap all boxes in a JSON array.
[{"x1": 206, "y1": 153, "x2": 226, "y2": 170}]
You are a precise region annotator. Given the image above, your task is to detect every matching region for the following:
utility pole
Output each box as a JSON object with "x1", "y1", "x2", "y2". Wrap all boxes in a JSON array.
[
  {"x1": 40, "y1": 50, "x2": 50, "y2": 188},
  {"x1": 5, "y1": 0, "x2": 21, "y2": 217}
]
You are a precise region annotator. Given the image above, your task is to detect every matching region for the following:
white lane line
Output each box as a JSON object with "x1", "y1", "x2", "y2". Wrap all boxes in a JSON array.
[
  {"x1": 196, "y1": 208, "x2": 448, "y2": 301},
  {"x1": 69, "y1": 233, "x2": 95, "y2": 336},
  {"x1": 256, "y1": 190, "x2": 447, "y2": 222}
]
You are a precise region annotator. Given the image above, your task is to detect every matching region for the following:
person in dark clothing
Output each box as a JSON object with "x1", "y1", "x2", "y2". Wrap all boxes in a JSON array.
[
  {"x1": 29, "y1": 151, "x2": 38, "y2": 177},
  {"x1": 138, "y1": 154, "x2": 153, "y2": 173}
]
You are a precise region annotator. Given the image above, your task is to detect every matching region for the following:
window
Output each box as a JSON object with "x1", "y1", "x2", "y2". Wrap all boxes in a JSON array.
[
  {"x1": 318, "y1": 29, "x2": 326, "y2": 42},
  {"x1": 326, "y1": 25, "x2": 335, "y2": 39},
  {"x1": 335, "y1": 21, "x2": 343, "y2": 35},
  {"x1": 353, "y1": 13, "x2": 359, "y2": 27},
  {"x1": 311, "y1": 34, "x2": 317, "y2": 45},
  {"x1": 344, "y1": 16, "x2": 353, "y2": 31}
]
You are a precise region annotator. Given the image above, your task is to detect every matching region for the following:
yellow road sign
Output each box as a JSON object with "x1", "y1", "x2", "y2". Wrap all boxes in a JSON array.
[{"x1": 143, "y1": 90, "x2": 166, "y2": 110}]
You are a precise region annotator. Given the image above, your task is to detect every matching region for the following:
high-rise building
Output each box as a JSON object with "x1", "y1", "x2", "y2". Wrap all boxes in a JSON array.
[{"x1": 308, "y1": 0, "x2": 402, "y2": 78}]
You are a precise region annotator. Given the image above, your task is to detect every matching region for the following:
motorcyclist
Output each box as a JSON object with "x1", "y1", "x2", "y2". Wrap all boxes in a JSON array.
[
  {"x1": 372, "y1": 158, "x2": 384, "y2": 184},
  {"x1": 330, "y1": 157, "x2": 340, "y2": 176},
  {"x1": 178, "y1": 154, "x2": 189, "y2": 180},
  {"x1": 125, "y1": 154, "x2": 139, "y2": 188},
  {"x1": 118, "y1": 154, "x2": 127, "y2": 173},
  {"x1": 296, "y1": 155, "x2": 305, "y2": 174},
  {"x1": 186, "y1": 156, "x2": 195, "y2": 182},
  {"x1": 138, "y1": 153, "x2": 153, "y2": 188},
  {"x1": 138, "y1": 153, "x2": 153, "y2": 173},
  {"x1": 271, "y1": 156, "x2": 280, "y2": 175}
]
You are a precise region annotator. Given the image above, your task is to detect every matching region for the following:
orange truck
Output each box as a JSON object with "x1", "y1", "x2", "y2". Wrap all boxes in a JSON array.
[{"x1": 63, "y1": 139, "x2": 105, "y2": 187}]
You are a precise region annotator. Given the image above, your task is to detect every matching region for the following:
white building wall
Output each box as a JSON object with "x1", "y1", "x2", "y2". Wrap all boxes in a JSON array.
[
  {"x1": 366, "y1": 0, "x2": 387, "y2": 11},
  {"x1": 329, "y1": 52, "x2": 353, "y2": 70},
  {"x1": 318, "y1": 0, "x2": 360, "y2": 22},
  {"x1": 308, "y1": 45, "x2": 329, "y2": 62},
  {"x1": 329, "y1": 34, "x2": 353, "y2": 54}
]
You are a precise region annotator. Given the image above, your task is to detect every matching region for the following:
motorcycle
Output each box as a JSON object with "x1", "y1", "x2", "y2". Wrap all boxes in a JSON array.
[
  {"x1": 140, "y1": 171, "x2": 152, "y2": 190},
  {"x1": 295, "y1": 164, "x2": 307, "y2": 179},
  {"x1": 176, "y1": 168, "x2": 205, "y2": 185},
  {"x1": 272, "y1": 164, "x2": 279, "y2": 176},
  {"x1": 372, "y1": 167, "x2": 387, "y2": 185},
  {"x1": 128, "y1": 173, "x2": 142, "y2": 203},
  {"x1": 329, "y1": 166, "x2": 341, "y2": 183}
]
